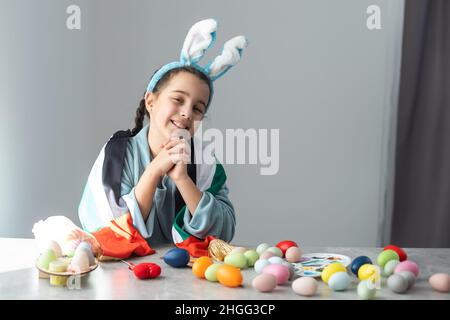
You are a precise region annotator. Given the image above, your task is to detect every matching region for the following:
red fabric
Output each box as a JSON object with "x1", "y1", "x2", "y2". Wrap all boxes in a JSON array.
[
  {"x1": 93, "y1": 213, "x2": 155, "y2": 259},
  {"x1": 175, "y1": 235, "x2": 216, "y2": 257}
]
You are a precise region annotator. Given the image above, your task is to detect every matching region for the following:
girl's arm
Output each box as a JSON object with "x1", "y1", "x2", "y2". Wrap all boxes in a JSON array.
[
  {"x1": 134, "y1": 165, "x2": 161, "y2": 222},
  {"x1": 172, "y1": 175, "x2": 203, "y2": 215}
]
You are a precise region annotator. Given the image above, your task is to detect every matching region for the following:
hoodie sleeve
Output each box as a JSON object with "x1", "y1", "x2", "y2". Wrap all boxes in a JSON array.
[
  {"x1": 120, "y1": 154, "x2": 168, "y2": 239},
  {"x1": 182, "y1": 182, "x2": 236, "y2": 242}
]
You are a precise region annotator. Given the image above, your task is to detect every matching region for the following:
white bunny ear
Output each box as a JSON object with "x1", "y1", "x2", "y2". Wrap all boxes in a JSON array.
[
  {"x1": 180, "y1": 19, "x2": 218, "y2": 64},
  {"x1": 205, "y1": 36, "x2": 248, "y2": 81}
]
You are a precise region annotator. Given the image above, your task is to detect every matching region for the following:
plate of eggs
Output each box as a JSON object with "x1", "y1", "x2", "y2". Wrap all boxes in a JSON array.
[
  {"x1": 292, "y1": 253, "x2": 351, "y2": 278},
  {"x1": 36, "y1": 240, "x2": 99, "y2": 286}
]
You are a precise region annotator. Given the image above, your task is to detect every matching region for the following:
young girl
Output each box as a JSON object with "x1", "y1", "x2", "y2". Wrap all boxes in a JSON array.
[{"x1": 78, "y1": 19, "x2": 248, "y2": 246}]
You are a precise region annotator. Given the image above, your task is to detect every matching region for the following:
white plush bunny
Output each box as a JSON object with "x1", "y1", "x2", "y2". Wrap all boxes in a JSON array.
[{"x1": 32, "y1": 215, "x2": 101, "y2": 257}]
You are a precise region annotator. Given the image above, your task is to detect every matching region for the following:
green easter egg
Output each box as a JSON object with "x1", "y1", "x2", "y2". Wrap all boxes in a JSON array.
[
  {"x1": 244, "y1": 250, "x2": 259, "y2": 267},
  {"x1": 205, "y1": 264, "x2": 222, "y2": 282},
  {"x1": 256, "y1": 243, "x2": 271, "y2": 255},
  {"x1": 377, "y1": 249, "x2": 399, "y2": 268},
  {"x1": 224, "y1": 253, "x2": 247, "y2": 269},
  {"x1": 38, "y1": 249, "x2": 57, "y2": 270},
  {"x1": 266, "y1": 247, "x2": 283, "y2": 258},
  {"x1": 383, "y1": 259, "x2": 400, "y2": 277},
  {"x1": 357, "y1": 280, "x2": 376, "y2": 300}
]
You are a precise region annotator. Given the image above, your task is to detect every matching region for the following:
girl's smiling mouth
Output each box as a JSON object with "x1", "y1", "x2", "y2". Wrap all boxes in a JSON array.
[{"x1": 171, "y1": 119, "x2": 190, "y2": 130}]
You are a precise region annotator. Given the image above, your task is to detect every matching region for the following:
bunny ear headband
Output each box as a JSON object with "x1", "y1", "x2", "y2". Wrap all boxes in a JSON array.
[{"x1": 146, "y1": 19, "x2": 248, "y2": 109}]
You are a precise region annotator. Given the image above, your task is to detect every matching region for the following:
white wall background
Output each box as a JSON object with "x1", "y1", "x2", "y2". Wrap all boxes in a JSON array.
[{"x1": 0, "y1": 0, "x2": 404, "y2": 247}]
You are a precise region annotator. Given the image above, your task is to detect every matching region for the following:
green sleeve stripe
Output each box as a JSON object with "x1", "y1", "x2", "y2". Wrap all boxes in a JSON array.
[{"x1": 206, "y1": 163, "x2": 227, "y2": 195}]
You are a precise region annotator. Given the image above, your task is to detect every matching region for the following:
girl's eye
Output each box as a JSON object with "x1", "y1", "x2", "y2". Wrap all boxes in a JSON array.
[
  {"x1": 172, "y1": 97, "x2": 182, "y2": 104},
  {"x1": 194, "y1": 106, "x2": 203, "y2": 113}
]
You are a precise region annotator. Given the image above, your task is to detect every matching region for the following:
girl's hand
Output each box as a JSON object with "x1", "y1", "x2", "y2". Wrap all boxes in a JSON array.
[
  {"x1": 166, "y1": 138, "x2": 191, "y2": 182},
  {"x1": 147, "y1": 139, "x2": 185, "y2": 178}
]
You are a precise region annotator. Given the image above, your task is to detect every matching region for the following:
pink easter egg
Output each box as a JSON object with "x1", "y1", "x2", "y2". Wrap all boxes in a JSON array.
[
  {"x1": 262, "y1": 264, "x2": 290, "y2": 285},
  {"x1": 429, "y1": 273, "x2": 450, "y2": 293},
  {"x1": 394, "y1": 260, "x2": 420, "y2": 277},
  {"x1": 285, "y1": 247, "x2": 302, "y2": 263},
  {"x1": 260, "y1": 251, "x2": 275, "y2": 260}
]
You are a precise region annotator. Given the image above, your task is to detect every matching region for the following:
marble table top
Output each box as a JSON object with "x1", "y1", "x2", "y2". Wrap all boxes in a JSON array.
[{"x1": 0, "y1": 238, "x2": 449, "y2": 300}]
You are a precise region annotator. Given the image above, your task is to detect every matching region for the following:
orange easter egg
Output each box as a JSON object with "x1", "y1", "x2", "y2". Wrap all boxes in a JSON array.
[
  {"x1": 216, "y1": 265, "x2": 243, "y2": 287},
  {"x1": 192, "y1": 256, "x2": 213, "y2": 278}
]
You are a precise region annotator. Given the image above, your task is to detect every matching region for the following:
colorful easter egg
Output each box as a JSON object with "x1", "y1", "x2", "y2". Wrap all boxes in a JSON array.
[
  {"x1": 163, "y1": 248, "x2": 190, "y2": 268},
  {"x1": 377, "y1": 250, "x2": 399, "y2": 268},
  {"x1": 216, "y1": 265, "x2": 243, "y2": 287},
  {"x1": 254, "y1": 259, "x2": 271, "y2": 274},
  {"x1": 429, "y1": 273, "x2": 450, "y2": 293},
  {"x1": 244, "y1": 250, "x2": 259, "y2": 267},
  {"x1": 383, "y1": 259, "x2": 400, "y2": 277},
  {"x1": 38, "y1": 249, "x2": 57, "y2": 270},
  {"x1": 383, "y1": 245, "x2": 407, "y2": 262},
  {"x1": 285, "y1": 247, "x2": 302, "y2": 263},
  {"x1": 351, "y1": 256, "x2": 372, "y2": 276},
  {"x1": 328, "y1": 272, "x2": 351, "y2": 291},
  {"x1": 357, "y1": 280, "x2": 376, "y2": 299},
  {"x1": 292, "y1": 277, "x2": 318, "y2": 297},
  {"x1": 394, "y1": 260, "x2": 420, "y2": 277},
  {"x1": 75, "y1": 246, "x2": 95, "y2": 266},
  {"x1": 68, "y1": 251, "x2": 89, "y2": 273},
  {"x1": 263, "y1": 264, "x2": 289, "y2": 285},
  {"x1": 205, "y1": 263, "x2": 222, "y2": 282},
  {"x1": 321, "y1": 262, "x2": 346, "y2": 283},
  {"x1": 358, "y1": 264, "x2": 380, "y2": 282},
  {"x1": 387, "y1": 274, "x2": 409, "y2": 293},
  {"x1": 43, "y1": 240, "x2": 62, "y2": 257},
  {"x1": 397, "y1": 271, "x2": 416, "y2": 289},
  {"x1": 259, "y1": 251, "x2": 275, "y2": 260},
  {"x1": 266, "y1": 247, "x2": 283, "y2": 258},
  {"x1": 276, "y1": 240, "x2": 298, "y2": 257},
  {"x1": 192, "y1": 256, "x2": 213, "y2": 278},
  {"x1": 224, "y1": 253, "x2": 247, "y2": 269},
  {"x1": 230, "y1": 247, "x2": 247, "y2": 254},
  {"x1": 256, "y1": 243, "x2": 271, "y2": 255},
  {"x1": 268, "y1": 256, "x2": 285, "y2": 265},
  {"x1": 252, "y1": 273, "x2": 277, "y2": 292}
]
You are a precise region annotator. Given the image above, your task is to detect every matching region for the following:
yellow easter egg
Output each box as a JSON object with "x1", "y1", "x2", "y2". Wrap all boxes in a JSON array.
[
  {"x1": 192, "y1": 256, "x2": 213, "y2": 279},
  {"x1": 321, "y1": 262, "x2": 347, "y2": 283},
  {"x1": 358, "y1": 264, "x2": 380, "y2": 281}
]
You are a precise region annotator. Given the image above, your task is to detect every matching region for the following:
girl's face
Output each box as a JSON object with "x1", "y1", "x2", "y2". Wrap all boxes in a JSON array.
[{"x1": 146, "y1": 71, "x2": 209, "y2": 141}]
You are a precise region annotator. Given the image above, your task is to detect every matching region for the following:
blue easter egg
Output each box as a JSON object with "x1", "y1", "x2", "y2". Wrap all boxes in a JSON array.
[
  {"x1": 328, "y1": 272, "x2": 351, "y2": 291},
  {"x1": 163, "y1": 248, "x2": 190, "y2": 268},
  {"x1": 351, "y1": 256, "x2": 372, "y2": 275}
]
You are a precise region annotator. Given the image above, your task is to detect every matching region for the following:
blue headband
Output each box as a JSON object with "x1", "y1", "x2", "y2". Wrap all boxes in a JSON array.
[{"x1": 146, "y1": 19, "x2": 248, "y2": 110}]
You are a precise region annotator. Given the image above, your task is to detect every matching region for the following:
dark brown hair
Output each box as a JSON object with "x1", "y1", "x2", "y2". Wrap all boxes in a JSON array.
[{"x1": 131, "y1": 66, "x2": 212, "y2": 135}]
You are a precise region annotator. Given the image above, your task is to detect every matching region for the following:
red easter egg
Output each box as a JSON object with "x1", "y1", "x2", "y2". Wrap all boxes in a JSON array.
[
  {"x1": 276, "y1": 240, "x2": 298, "y2": 257},
  {"x1": 383, "y1": 245, "x2": 407, "y2": 262}
]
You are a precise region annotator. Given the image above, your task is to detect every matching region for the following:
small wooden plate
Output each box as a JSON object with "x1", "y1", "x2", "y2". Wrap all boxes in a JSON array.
[{"x1": 36, "y1": 257, "x2": 99, "y2": 277}]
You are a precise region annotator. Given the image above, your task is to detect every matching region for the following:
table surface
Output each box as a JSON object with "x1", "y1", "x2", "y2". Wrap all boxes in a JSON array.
[{"x1": 0, "y1": 238, "x2": 449, "y2": 300}]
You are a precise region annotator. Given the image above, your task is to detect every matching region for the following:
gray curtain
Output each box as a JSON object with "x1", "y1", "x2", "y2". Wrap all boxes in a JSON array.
[{"x1": 392, "y1": 0, "x2": 450, "y2": 247}]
